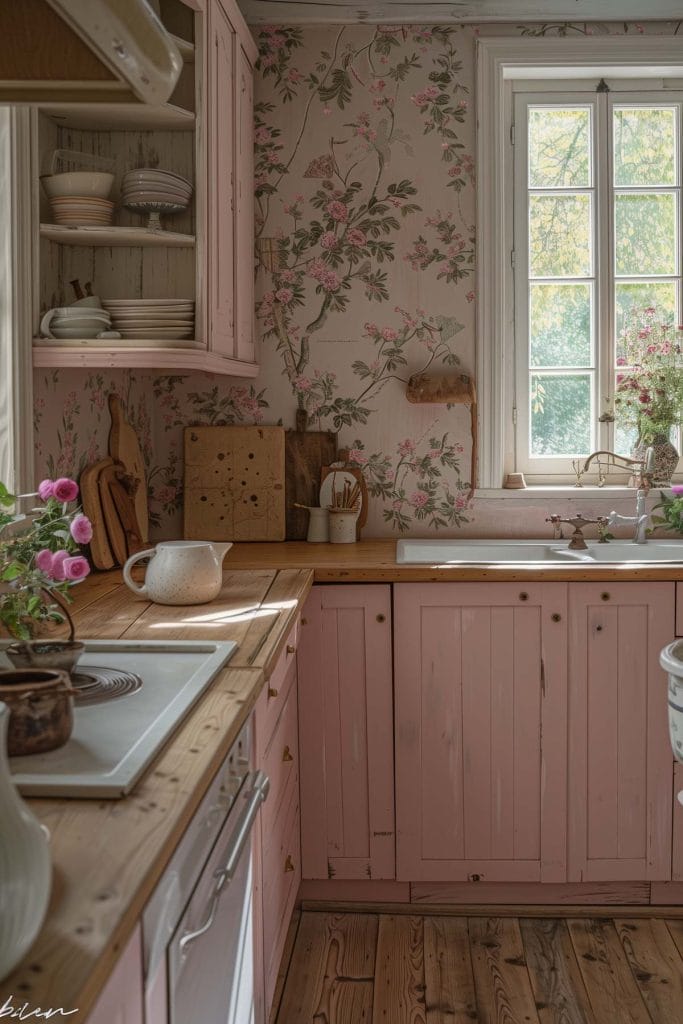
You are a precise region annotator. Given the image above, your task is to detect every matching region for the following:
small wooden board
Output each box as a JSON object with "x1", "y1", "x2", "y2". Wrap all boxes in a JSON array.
[
  {"x1": 79, "y1": 457, "x2": 115, "y2": 570},
  {"x1": 285, "y1": 430, "x2": 337, "y2": 540},
  {"x1": 184, "y1": 425, "x2": 286, "y2": 542},
  {"x1": 98, "y1": 462, "x2": 128, "y2": 566},
  {"x1": 108, "y1": 394, "x2": 149, "y2": 543}
]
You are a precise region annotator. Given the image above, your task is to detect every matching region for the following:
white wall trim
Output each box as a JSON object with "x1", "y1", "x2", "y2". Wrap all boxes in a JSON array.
[
  {"x1": 0, "y1": 108, "x2": 34, "y2": 494},
  {"x1": 475, "y1": 35, "x2": 683, "y2": 490}
]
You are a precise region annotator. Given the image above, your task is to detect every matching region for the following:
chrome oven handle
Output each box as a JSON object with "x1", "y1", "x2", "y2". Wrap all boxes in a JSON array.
[{"x1": 177, "y1": 770, "x2": 269, "y2": 955}]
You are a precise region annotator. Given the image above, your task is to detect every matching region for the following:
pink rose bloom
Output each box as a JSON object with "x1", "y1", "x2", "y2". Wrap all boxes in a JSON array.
[
  {"x1": 53, "y1": 477, "x2": 79, "y2": 502},
  {"x1": 671, "y1": 485, "x2": 683, "y2": 496},
  {"x1": 63, "y1": 555, "x2": 90, "y2": 581},
  {"x1": 275, "y1": 287, "x2": 293, "y2": 304},
  {"x1": 35, "y1": 549, "x2": 54, "y2": 574},
  {"x1": 50, "y1": 550, "x2": 70, "y2": 581},
  {"x1": 346, "y1": 228, "x2": 366, "y2": 247},
  {"x1": 320, "y1": 231, "x2": 337, "y2": 250},
  {"x1": 37, "y1": 479, "x2": 54, "y2": 501},
  {"x1": 411, "y1": 491, "x2": 429, "y2": 508},
  {"x1": 325, "y1": 200, "x2": 348, "y2": 222},
  {"x1": 398, "y1": 438, "x2": 416, "y2": 457},
  {"x1": 348, "y1": 448, "x2": 368, "y2": 465},
  {"x1": 381, "y1": 327, "x2": 398, "y2": 341},
  {"x1": 70, "y1": 514, "x2": 93, "y2": 545}
]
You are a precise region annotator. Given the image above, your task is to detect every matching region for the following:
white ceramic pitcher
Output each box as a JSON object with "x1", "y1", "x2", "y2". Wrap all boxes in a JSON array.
[{"x1": 122, "y1": 540, "x2": 232, "y2": 605}]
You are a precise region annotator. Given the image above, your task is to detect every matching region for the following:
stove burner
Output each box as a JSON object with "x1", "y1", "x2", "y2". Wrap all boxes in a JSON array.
[{"x1": 71, "y1": 666, "x2": 143, "y2": 705}]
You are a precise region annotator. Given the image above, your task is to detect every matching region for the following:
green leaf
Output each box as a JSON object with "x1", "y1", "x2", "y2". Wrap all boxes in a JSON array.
[{"x1": 0, "y1": 482, "x2": 15, "y2": 507}]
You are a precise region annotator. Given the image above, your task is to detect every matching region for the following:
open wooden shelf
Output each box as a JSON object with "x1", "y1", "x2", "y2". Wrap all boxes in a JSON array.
[
  {"x1": 42, "y1": 102, "x2": 195, "y2": 131},
  {"x1": 40, "y1": 224, "x2": 195, "y2": 247},
  {"x1": 32, "y1": 341, "x2": 260, "y2": 376}
]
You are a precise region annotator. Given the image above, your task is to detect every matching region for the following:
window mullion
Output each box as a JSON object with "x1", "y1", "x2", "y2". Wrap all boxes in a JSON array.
[{"x1": 596, "y1": 90, "x2": 613, "y2": 453}]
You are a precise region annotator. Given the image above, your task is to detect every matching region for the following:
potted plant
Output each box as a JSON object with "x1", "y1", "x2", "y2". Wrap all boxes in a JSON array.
[
  {"x1": 614, "y1": 307, "x2": 683, "y2": 484},
  {"x1": 0, "y1": 477, "x2": 91, "y2": 663},
  {"x1": 651, "y1": 485, "x2": 683, "y2": 536}
]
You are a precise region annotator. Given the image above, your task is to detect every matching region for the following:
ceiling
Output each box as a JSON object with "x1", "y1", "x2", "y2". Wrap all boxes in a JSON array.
[{"x1": 239, "y1": 0, "x2": 683, "y2": 24}]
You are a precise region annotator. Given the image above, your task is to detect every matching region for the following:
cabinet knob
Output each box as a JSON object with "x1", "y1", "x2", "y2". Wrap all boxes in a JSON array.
[
  {"x1": 284, "y1": 855, "x2": 295, "y2": 873},
  {"x1": 376, "y1": 613, "x2": 386, "y2": 623},
  {"x1": 282, "y1": 745, "x2": 293, "y2": 763},
  {"x1": 519, "y1": 592, "x2": 529, "y2": 602},
  {"x1": 601, "y1": 592, "x2": 610, "y2": 601},
  {"x1": 268, "y1": 686, "x2": 278, "y2": 699},
  {"x1": 551, "y1": 613, "x2": 562, "y2": 622},
  {"x1": 596, "y1": 625, "x2": 603, "y2": 632},
  {"x1": 286, "y1": 644, "x2": 296, "y2": 654}
]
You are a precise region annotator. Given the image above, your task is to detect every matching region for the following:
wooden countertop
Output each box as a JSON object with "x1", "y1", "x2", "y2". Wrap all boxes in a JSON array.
[
  {"x1": 224, "y1": 538, "x2": 683, "y2": 582},
  {"x1": 0, "y1": 567, "x2": 313, "y2": 1020}
]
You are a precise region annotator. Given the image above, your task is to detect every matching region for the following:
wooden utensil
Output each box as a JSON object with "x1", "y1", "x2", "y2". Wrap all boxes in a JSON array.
[
  {"x1": 184, "y1": 425, "x2": 286, "y2": 541},
  {"x1": 285, "y1": 429, "x2": 337, "y2": 540},
  {"x1": 108, "y1": 473, "x2": 145, "y2": 556},
  {"x1": 97, "y1": 462, "x2": 128, "y2": 566},
  {"x1": 108, "y1": 394, "x2": 149, "y2": 543},
  {"x1": 79, "y1": 457, "x2": 115, "y2": 570},
  {"x1": 321, "y1": 456, "x2": 368, "y2": 539}
]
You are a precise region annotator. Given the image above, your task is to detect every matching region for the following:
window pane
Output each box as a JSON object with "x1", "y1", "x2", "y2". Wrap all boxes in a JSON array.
[
  {"x1": 530, "y1": 373, "x2": 592, "y2": 457},
  {"x1": 530, "y1": 283, "x2": 592, "y2": 367},
  {"x1": 529, "y1": 194, "x2": 592, "y2": 277},
  {"x1": 615, "y1": 282, "x2": 677, "y2": 360},
  {"x1": 614, "y1": 107, "x2": 676, "y2": 187},
  {"x1": 529, "y1": 107, "x2": 591, "y2": 188},
  {"x1": 614, "y1": 193, "x2": 676, "y2": 276}
]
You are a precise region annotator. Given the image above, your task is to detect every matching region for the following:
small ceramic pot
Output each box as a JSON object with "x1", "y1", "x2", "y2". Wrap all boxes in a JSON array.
[
  {"x1": 5, "y1": 640, "x2": 84, "y2": 675},
  {"x1": 306, "y1": 507, "x2": 329, "y2": 543},
  {"x1": 0, "y1": 669, "x2": 74, "y2": 757},
  {"x1": 329, "y1": 509, "x2": 358, "y2": 544}
]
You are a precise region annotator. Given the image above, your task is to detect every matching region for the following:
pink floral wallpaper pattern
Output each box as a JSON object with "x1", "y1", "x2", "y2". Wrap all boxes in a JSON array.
[{"x1": 33, "y1": 21, "x2": 682, "y2": 539}]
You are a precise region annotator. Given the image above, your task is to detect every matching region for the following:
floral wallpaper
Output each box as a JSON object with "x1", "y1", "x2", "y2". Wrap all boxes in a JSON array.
[{"x1": 32, "y1": 20, "x2": 683, "y2": 540}]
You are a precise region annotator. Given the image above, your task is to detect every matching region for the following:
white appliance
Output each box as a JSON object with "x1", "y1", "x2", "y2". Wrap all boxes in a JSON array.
[
  {"x1": 662, "y1": 639, "x2": 683, "y2": 803},
  {"x1": 144, "y1": 715, "x2": 269, "y2": 1024},
  {"x1": 2, "y1": 639, "x2": 237, "y2": 797}
]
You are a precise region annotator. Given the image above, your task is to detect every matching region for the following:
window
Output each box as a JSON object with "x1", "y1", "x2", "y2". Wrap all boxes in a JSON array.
[
  {"x1": 477, "y1": 36, "x2": 683, "y2": 488},
  {"x1": 515, "y1": 88, "x2": 682, "y2": 480}
]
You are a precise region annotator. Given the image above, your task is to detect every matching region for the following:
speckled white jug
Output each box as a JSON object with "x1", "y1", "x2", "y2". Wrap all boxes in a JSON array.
[
  {"x1": 122, "y1": 540, "x2": 232, "y2": 605},
  {"x1": 0, "y1": 702, "x2": 51, "y2": 982}
]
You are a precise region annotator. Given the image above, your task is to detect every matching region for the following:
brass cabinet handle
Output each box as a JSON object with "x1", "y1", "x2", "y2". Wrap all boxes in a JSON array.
[
  {"x1": 282, "y1": 745, "x2": 293, "y2": 763},
  {"x1": 268, "y1": 687, "x2": 278, "y2": 699},
  {"x1": 286, "y1": 644, "x2": 296, "y2": 654},
  {"x1": 284, "y1": 854, "x2": 294, "y2": 873}
]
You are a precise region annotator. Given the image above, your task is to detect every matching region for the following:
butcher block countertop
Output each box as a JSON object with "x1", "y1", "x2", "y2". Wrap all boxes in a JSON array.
[
  {"x1": 225, "y1": 538, "x2": 683, "y2": 581},
  {"x1": 0, "y1": 567, "x2": 313, "y2": 1021}
]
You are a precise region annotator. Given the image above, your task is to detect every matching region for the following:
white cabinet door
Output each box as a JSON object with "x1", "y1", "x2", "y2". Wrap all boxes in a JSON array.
[{"x1": 86, "y1": 925, "x2": 143, "y2": 1024}]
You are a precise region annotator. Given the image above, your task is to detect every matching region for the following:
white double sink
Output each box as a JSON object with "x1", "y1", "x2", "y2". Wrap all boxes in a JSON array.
[{"x1": 396, "y1": 538, "x2": 683, "y2": 565}]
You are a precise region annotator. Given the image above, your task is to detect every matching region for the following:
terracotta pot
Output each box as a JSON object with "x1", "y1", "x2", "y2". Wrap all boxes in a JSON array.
[
  {"x1": 5, "y1": 640, "x2": 84, "y2": 674},
  {"x1": 0, "y1": 669, "x2": 73, "y2": 756}
]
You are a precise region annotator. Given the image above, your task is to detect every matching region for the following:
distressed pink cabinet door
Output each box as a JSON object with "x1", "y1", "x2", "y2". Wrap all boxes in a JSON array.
[
  {"x1": 298, "y1": 585, "x2": 394, "y2": 880},
  {"x1": 207, "y1": 0, "x2": 236, "y2": 358},
  {"x1": 394, "y1": 582, "x2": 568, "y2": 884},
  {"x1": 85, "y1": 924, "x2": 143, "y2": 1024},
  {"x1": 568, "y1": 582, "x2": 674, "y2": 882},
  {"x1": 234, "y1": 43, "x2": 256, "y2": 364}
]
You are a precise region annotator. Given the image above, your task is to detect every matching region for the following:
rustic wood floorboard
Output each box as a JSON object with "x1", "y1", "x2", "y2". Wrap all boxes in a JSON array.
[{"x1": 277, "y1": 912, "x2": 683, "y2": 1024}]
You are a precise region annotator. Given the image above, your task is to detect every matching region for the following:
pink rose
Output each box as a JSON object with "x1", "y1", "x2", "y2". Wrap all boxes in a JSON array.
[
  {"x1": 325, "y1": 200, "x2": 348, "y2": 222},
  {"x1": 275, "y1": 287, "x2": 293, "y2": 304},
  {"x1": 320, "y1": 231, "x2": 337, "y2": 250},
  {"x1": 50, "y1": 550, "x2": 70, "y2": 581},
  {"x1": 70, "y1": 514, "x2": 93, "y2": 545},
  {"x1": 37, "y1": 479, "x2": 54, "y2": 501},
  {"x1": 381, "y1": 327, "x2": 398, "y2": 341},
  {"x1": 35, "y1": 549, "x2": 54, "y2": 574},
  {"x1": 671, "y1": 485, "x2": 683, "y2": 496},
  {"x1": 53, "y1": 477, "x2": 79, "y2": 502},
  {"x1": 63, "y1": 555, "x2": 90, "y2": 581},
  {"x1": 411, "y1": 491, "x2": 429, "y2": 508},
  {"x1": 346, "y1": 228, "x2": 366, "y2": 247}
]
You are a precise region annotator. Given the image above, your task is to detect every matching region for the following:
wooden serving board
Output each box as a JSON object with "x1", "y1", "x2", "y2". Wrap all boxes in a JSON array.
[
  {"x1": 285, "y1": 430, "x2": 337, "y2": 540},
  {"x1": 108, "y1": 394, "x2": 149, "y2": 543},
  {"x1": 184, "y1": 425, "x2": 286, "y2": 542},
  {"x1": 98, "y1": 462, "x2": 128, "y2": 566},
  {"x1": 80, "y1": 457, "x2": 115, "y2": 570}
]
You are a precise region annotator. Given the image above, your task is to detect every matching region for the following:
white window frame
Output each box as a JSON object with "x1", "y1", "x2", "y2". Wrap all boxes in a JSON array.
[
  {"x1": 0, "y1": 106, "x2": 34, "y2": 494},
  {"x1": 476, "y1": 36, "x2": 683, "y2": 490}
]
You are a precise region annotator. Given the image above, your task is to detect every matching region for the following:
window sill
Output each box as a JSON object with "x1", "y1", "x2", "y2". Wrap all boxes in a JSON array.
[{"x1": 475, "y1": 485, "x2": 676, "y2": 501}]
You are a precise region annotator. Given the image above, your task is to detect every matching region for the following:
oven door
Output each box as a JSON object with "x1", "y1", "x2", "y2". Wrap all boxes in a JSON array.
[{"x1": 168, "y1": 770, "x2": 269, "y2": 1024}]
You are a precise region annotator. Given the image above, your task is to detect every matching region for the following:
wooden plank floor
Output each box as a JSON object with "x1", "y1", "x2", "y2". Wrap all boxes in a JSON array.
[{"x1": 274, "y1": 912, "x2": 683, "y2": 1023}]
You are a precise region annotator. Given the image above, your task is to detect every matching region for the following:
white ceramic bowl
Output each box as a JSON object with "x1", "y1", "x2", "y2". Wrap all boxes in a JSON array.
[{"x1": 41, "y1": 172, "x2": 115, "y2": 199}]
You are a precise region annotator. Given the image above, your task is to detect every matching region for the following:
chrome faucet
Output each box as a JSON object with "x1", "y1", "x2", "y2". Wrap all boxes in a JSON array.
[
  {"x1": 574, "y1": 447, "x2": 654, "y2": 544},
  {"x1": 546, "y1": 513, "x2": 609, "y2": 550}
]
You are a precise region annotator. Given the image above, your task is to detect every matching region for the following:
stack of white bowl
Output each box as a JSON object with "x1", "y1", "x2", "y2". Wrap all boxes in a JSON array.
[
  {"x1": 40, "y1": 304, "x2": 113, "y2": 341},
  {"x1": 102, "y1": 298, "x2": 195, "y2": 340},
  {"x1": 41, "y1": 171, "x2": 115, "y2": 227},
  {"x1": 121, "y1": 168, "x2": 193, "y2": 217}
]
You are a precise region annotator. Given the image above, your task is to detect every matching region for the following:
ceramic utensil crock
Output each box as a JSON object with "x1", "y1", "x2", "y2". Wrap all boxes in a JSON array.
[
  {"x1": 0, "y1": 701, "x2": 52, "y2": 982},
  {"x1": 6, "y1": 640, "x2": 84, "y2": 674},
  {"x1": 122, "y1": 540, "x2": 232, "y2": 605},
  {"x1": 0, "y1": 669, "x2": 74, "y2": 756}
]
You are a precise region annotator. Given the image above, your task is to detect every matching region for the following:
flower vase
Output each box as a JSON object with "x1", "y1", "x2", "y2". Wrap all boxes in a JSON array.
[
  {"x1": 0, "y1": 701, "x2": 51, "y2": 982},
  {"x1": 633, "y1": 435, "x2": 679, "y2": 486}
]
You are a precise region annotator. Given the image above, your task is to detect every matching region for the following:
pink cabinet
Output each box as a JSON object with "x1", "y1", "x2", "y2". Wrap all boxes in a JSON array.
[
  {"x1": 567, "y1": 582, "x2": 674, "y2": 882},
  {"x1": 85, "y1": 925, "x2": 143, "y2": 1024},
  {"x1": 234, "y1": 42, "x2": 256, "y2": 364},
  {"x1": 297, "y1": 585, "x2": 395, "y2": 880},
  {"x1": 394, "y1": 582, "x2": 568, "y2": 884}
]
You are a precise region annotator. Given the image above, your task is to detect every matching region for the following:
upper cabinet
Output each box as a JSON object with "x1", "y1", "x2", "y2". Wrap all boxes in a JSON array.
[{"x1": 30, "y1": 0, "x2": 259, "y2": 376}]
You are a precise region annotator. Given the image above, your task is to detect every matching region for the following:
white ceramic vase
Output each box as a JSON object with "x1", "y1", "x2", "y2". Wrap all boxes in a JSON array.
[{"x1": 0, "y1": 701, "x2": 51, "y2": 982}]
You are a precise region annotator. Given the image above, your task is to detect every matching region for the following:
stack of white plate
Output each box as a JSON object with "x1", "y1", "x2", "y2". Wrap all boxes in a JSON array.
[
  {"x1": 121, "y1": 168, "x2": 193, "y2": 213},
  {"x1": 49, "y1": 196, "x2": 114, "y2": 226},
  {"x1": 102, "y1": 298, "x2": 195, "y2": 340}
]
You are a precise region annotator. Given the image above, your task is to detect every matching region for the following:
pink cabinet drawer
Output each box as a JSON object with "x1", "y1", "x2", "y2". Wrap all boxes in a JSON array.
[
  {"x1": 262, "y1": 772, "x2": 300, "y2": 1012},
  {"x1": 261, "y1": 682, "x2": 299, "y2": 843},
  {"x1": 256, "y1": 617, "x2": 299, "y2": 753},
  {"x1": 677, "y1": 584, "x2": 683, "y2": 637}
]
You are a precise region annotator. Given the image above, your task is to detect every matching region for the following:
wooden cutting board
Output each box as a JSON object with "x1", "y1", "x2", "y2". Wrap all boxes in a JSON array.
[
  {"x1": 184, "y1": 425, "x2": 286, "y2": 541},
  {"x1": 108, "y1": 394, "x2": 149, "y2": 543},
  {"x1": 79, "y1": 457, "x2": 115, "y2": 570},
  {"x1": 98, "y1": 462, "x2": 129, "y2": 566},
  {"x1": 285, "y1": 430, "x2": 337, "y2": 539}
]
